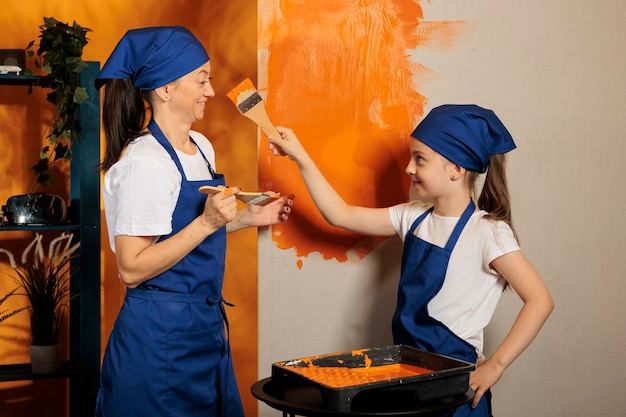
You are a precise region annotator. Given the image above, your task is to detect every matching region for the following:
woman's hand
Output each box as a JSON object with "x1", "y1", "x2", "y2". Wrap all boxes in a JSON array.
[
  {"x1": 246, "y1": 194, "x2": 295, "y2": 227},
  {"x1": 115, "y1": 187, "x2": 241, "y2": 288},
  {"x1": 200, "y1": 186, "x2": 240, "y2": 230}
]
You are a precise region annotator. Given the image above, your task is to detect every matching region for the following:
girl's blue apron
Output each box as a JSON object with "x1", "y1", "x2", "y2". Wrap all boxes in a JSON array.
[
  {"x1": 391, "y1": 200, "x2": 491, "y2": 417},
  {"x1": 95, "y1": 121, "x2": 244, "y2": 417}
]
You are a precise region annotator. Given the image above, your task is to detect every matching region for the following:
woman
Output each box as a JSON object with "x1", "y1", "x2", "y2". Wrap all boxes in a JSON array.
[{"x1": 95, "y1": 26, "x2": 294, "y2": 417}]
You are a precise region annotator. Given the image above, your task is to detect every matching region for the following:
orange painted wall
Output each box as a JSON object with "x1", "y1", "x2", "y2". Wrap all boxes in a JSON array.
[
  {"x1": 0, "y1": 2, "x2": 259, "y2": 417},
  {"x1": 258, "y1": 0, "x2": 476, "y2": 267}
]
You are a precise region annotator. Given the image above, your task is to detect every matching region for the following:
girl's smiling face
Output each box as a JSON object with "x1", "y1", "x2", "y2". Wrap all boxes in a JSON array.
[{"x1": 405, "y1": 139, "x2": 456, "y2": 199}]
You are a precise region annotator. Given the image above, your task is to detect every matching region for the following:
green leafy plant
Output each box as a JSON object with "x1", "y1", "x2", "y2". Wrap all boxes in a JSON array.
[
  {"x1": 0, "y1": 233, "x2": 79, "y2": 345},
  {"x1": 24, "y1": 17, "x2": 91, "y2": 189}
]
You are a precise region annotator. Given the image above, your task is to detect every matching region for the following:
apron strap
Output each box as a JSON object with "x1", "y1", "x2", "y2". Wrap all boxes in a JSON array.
[
  {"x1": 409, "y1": 206, "x2": 434, "y2": 234},
  {"x1": 407, "y1": 200, "x2": 476, "y2": 251},
  {"x1": 444, "y1": 200, "x2": 476, "y2": 251},
  {"x1": 148, "y1": 119, "x2": 216, "y2": 179},
  {"x1": 126, "y1": 287, "x2": 224, "y2": 303}
]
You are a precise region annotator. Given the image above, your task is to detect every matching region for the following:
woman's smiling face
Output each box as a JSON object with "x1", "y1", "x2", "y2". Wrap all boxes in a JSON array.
[{"x1": 168, "y1": 61, "x2": 215, "y2": 123}]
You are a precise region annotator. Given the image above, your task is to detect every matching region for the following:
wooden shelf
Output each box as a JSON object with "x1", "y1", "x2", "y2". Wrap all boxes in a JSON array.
[
  {"x1": 0, "y1": 61, "x2": 101, "y2": 416},
  {"x1": 0, "y1": 361, "x2": 80, "y2": 382},
  {"x1": 0, "y1": 74, "x2": 40, "y2": 86},
  {"x1": 0, "y1": 223, "x2": 80, "y2": 231}
]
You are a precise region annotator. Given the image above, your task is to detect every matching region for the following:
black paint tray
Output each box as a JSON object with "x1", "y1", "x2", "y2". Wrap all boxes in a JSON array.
[{"x1": 271, "y1": 344, "x2": 475, "y2": 411}]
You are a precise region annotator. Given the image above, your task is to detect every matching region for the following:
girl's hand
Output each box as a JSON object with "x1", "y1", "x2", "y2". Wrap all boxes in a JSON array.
[
  {"x1": 201, "y1": 186, "x2": 240, "y2": 229},
  {"x1": 246, "y1": 194, "x2": 295, "y2": 227},
  {"x1": 267, "y1": 126, "x2": 306, "y2": 161},
  {"x1": 468, "y1": 358, "x2": 504, "y2": 408}
]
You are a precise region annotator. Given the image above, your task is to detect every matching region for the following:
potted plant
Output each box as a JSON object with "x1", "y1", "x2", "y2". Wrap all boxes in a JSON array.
[
  {"x1": 3, "y1": 18, "x2": 92, "y2": 228},
  {"x1": 0, "y1": 232, "x2": 79, "y2": 373},
  {"x1": 0, "y1": 287, "x2": 28, "y2": 324},
  {"x1": 25, "y1": 17, "x2": 91, "y2": 189}
]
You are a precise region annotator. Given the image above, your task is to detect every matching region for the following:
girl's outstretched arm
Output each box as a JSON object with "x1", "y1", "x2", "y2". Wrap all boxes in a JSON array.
[
  {"x1": 268, "y1": 126, "x2": 395, "y2": 237},
  {"x1": 469, "y1": 250, "x2": 554, "y2": 408}
]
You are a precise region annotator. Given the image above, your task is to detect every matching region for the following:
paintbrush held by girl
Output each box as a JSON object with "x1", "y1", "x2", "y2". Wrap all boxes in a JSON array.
[{"x1": 267, "y1": 104, "x2": 554, "y2": 417}]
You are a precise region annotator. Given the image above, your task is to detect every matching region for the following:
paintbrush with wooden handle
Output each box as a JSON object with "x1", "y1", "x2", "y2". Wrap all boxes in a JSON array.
[
  {"x1": 226, "y1": 78, "x2": 280, "y2": 139},
  {"x1": 198, "y1": 185, "x2": 280, "y2": 206}
]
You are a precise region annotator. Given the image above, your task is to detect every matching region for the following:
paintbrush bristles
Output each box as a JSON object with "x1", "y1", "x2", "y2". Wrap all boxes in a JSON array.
[
  {"x1": 226, "y1": 78, "x2": 257, "y2": 107},
  {"x1": 237, "y1": 91, "x2": 263, "y2": 113},
  {"x1": 226, "y1": 78, "x2": 280, "y2": 138}
]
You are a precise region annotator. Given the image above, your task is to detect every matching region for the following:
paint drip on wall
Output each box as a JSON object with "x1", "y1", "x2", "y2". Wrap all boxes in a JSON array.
[{"x1": 258, "y1": 0, "x2": 476, "y2": 267}]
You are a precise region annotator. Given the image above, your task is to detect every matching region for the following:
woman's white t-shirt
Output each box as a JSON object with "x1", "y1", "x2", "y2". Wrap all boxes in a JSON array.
[
  {"x1": 388, "y1": 200, "x2": 520, "y2": 357},
  {"x1": 103, "y1": 131, "x2": 215, "y2": 253}
]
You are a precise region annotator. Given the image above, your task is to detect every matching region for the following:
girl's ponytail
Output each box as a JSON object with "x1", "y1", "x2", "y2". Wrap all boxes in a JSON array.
[
  {"x1": 99, "y1": 78, "x2": 147, "y2": 172},
  {"x1": 477, "y1": 153, "x2": 518, "y2": 241}
]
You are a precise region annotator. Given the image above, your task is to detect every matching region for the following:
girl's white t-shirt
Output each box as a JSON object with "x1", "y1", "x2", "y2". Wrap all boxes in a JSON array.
[
  {"x1": 388, "y1": 200, "x2": 520, "y2": 357},
  {"x1": 103, "y1": 131, "x2": 215, "y2": 252}
]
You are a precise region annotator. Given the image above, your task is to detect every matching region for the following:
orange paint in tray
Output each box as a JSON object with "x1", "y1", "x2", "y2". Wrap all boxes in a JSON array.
[
  {"x1": 284, "y1": 361, "x2": 433, "y2": 389},
  {"x1": 271, "y1": 345, "x2": 475, "y2": 411}
]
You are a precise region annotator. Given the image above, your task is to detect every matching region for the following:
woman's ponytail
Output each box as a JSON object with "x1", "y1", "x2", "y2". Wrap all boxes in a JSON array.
[{"x1": 99, "y1": 78, "x2": 147, "y2": 172}]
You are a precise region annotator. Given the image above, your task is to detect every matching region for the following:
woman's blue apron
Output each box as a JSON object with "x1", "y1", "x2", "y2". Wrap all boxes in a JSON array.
[
  {"x1": 391, "y1": 200, "x2": 491, "y2": 417},
  {"x1": 95, "y1": 121, "x2": 244, "y2": 417}
]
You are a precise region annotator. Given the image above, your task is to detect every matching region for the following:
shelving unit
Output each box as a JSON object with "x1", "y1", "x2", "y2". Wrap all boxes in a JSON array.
[{"x1": 0, "y1": 61, "x2": 101, "y2": 417}]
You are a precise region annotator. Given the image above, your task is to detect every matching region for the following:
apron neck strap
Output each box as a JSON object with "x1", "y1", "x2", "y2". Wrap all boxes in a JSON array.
[
  {"x1": 148, "y1": 120, "x2": 216, "y2": 179},
  {"x1": 444, "y1": 199, "x2": 475, "y2": 251}
]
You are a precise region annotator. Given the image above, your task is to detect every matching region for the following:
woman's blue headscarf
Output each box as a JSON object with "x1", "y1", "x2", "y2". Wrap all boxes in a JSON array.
[
  {"x1": 411, "y1": 104, "x2": 516, "y2": 173},
  {"x1": 95, "y1": 26, "x2": 209, "y2": 90}
]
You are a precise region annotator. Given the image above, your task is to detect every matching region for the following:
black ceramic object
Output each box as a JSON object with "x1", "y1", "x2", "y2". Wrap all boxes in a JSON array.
[{"x1": 2, "y1": 193, "x2": 67, "y2": 225}]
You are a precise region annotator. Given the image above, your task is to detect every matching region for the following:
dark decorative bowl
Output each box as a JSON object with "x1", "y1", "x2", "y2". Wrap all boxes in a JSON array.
[{"x1": 2, "y1": 193, "x2": 68, "y2": 225}]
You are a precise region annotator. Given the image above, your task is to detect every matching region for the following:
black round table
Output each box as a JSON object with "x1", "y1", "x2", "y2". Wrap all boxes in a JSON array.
[{"x1": 251, "y1": 377, "x2": 474, "y2": 417}]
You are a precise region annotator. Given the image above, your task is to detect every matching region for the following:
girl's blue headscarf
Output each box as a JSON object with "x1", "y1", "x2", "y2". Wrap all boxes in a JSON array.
[
  {"x1": 95, "y1": 26, "x2": 209, "y2": 90},
  {"x1": 411, "y1": 104, "x2": 516, "y2": 173}
]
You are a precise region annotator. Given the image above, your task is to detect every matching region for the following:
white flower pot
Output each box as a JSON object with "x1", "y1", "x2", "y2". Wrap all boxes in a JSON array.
[{"x1": 30, "y1": 344, "x2": 61, "y2": 374}]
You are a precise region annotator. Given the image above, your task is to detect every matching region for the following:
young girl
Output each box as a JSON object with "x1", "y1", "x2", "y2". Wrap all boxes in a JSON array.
[{"x1": 267, "y1": 104, "x2": 553, "y2": 416}]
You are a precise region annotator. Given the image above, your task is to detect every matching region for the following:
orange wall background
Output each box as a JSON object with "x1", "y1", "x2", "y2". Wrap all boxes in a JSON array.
[
  {"x1": 0, "y1": 2, "x2": 259, "y2": 417},
  {"x1": 258, "y1": 0, "x2": 475, "y2": 266}
]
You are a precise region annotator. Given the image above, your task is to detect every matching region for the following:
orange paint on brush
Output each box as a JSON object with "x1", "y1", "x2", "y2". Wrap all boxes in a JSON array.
[
  {"x1": 227, "y1": 78, "x2": 281, "y2": 138},
  {"x1": 226, "y1": 78, "x2": 257, "y2": 105},
  {"x1": 259, "y1": 0, "x2": 476, "y2": 265}
]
